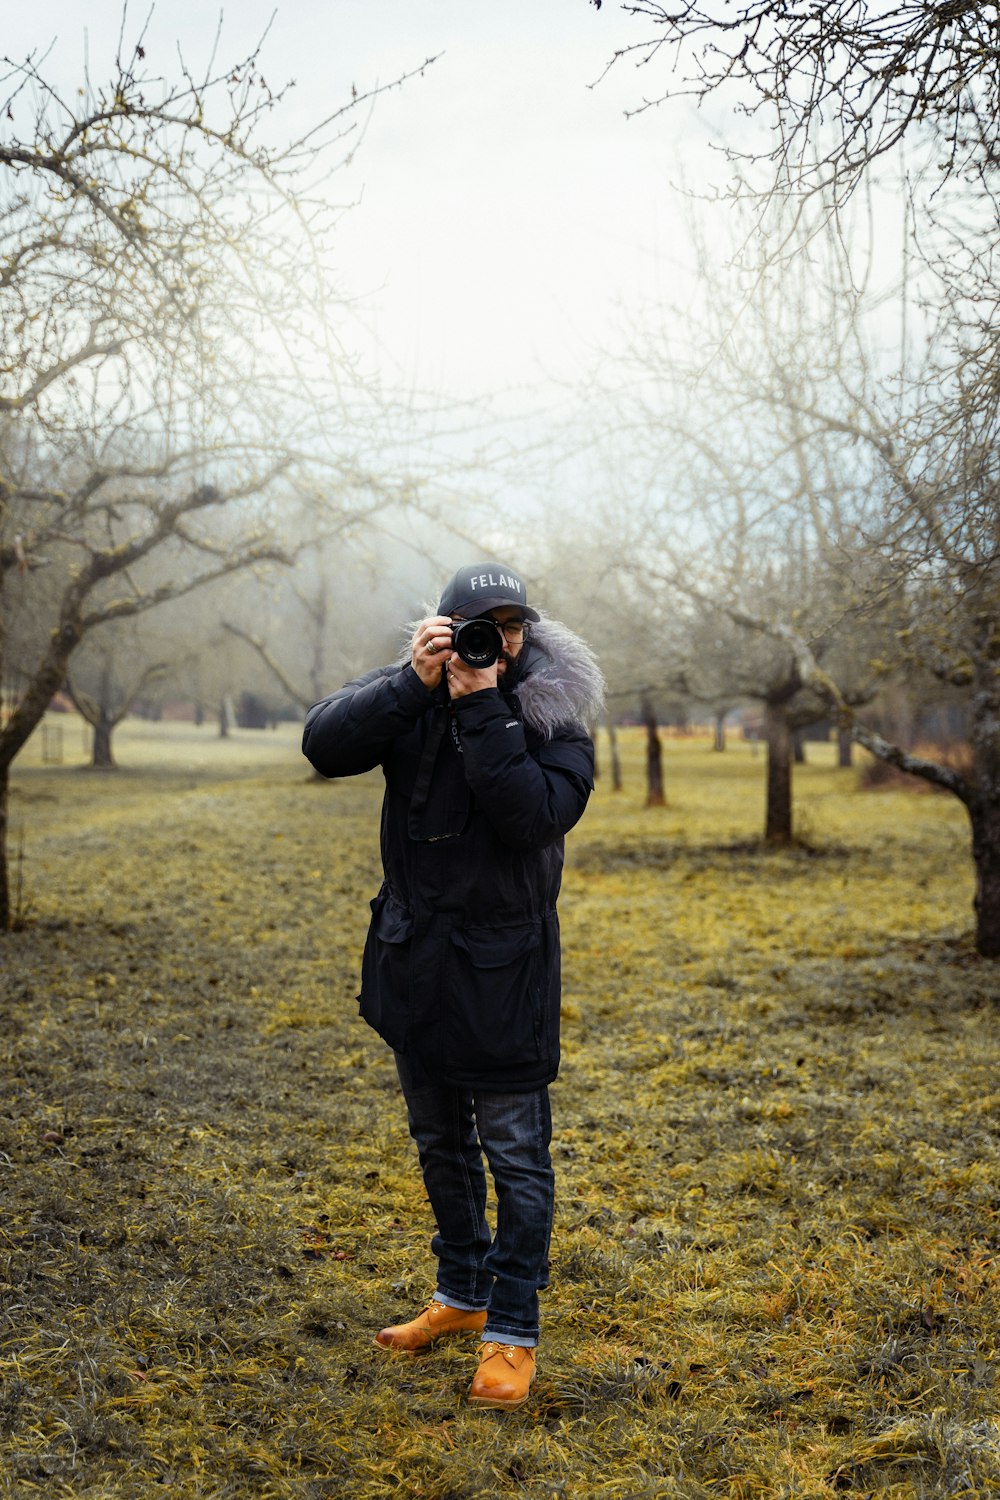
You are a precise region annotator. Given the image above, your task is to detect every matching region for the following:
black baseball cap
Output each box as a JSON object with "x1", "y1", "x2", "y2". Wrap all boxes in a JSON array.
[{"x1": 437, "y1": 562, "x2": 540, "y2": 621}]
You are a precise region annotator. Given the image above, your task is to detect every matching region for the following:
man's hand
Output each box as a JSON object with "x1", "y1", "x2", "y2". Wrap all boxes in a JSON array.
[
  {"x1": 410, "y1": 615, "x2": 455, "y2": 690},
  {"x1": 445, "y1": 654, "x2": 499, "y2": 699},
  {"x1": 410, "y1": 614, "x2": 503, "y2": 697}
]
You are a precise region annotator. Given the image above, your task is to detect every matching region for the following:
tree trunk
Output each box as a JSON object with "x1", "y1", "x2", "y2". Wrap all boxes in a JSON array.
[
  {"x1": 838, "y1": 725, "x2": 854, "y2": 768},
  {"x1": 642, "y1": 692, "x2": 666, "y2": 807},
  {"x1": 92, "y1": 715, "x2": 115, "y2": 769},
  {"x1": 793, "y1": 729, "x2": 806, "y2": 764},
  {"x1": 0, "y1": 630, "x2": 85, "y2": 935},
  {"x1": 607, "y1": 716, "x2": 622, "y2": 792},
  {"x1": 714, "y1": 710, "x2": 726, "y2": 752},
  {"x1": 0, "y1": 762, "x2": 9, "y2": 931},
  {"x1": 765, "y1": 700, "x2": 793, "y2": 843},
  {"x1": 970, "y1": 799, "x2": 1000, "y2": 958}
]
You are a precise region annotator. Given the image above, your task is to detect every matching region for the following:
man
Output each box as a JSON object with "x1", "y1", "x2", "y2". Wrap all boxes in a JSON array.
[{"x1": 302, "y1": 562, "x2": 603, "y2": 1408}]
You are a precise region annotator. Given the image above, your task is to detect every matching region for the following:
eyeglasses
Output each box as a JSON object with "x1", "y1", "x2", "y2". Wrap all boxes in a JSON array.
[
  {"x1": 453, "y1": 616, "x2": 531, "y2": 644},
  {"x1": 494, "y1": 618, "x2": 530, "y2": 644}
]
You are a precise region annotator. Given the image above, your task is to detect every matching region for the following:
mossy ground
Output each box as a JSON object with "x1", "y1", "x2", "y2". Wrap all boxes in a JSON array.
[{"x1": 2, "y1": 719, "x2": 998, "y2": 1498}]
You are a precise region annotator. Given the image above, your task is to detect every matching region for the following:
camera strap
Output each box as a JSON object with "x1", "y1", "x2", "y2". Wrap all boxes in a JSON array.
[{"x1": 407, "y1": 705, "x2": 471, "y2": 843}]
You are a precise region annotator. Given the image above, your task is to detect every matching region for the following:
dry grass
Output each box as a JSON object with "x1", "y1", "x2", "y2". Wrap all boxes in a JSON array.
[{"x1": 2, "y1": 717, "x2": 997, "y2": 1499}]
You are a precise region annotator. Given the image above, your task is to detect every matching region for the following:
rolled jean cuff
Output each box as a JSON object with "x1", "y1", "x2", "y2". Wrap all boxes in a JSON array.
[
  {"x1": 436, "y1": 1288, "x2": 488, "y2": 1313},
  {"x1": 483, "y1": 1324, "x2": 537, "y2": 1347}
]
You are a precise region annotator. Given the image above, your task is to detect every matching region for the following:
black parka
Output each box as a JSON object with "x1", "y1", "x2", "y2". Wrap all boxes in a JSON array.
[{"x1": 302, "y1": 621, "x2": 603, "y2": 1090}]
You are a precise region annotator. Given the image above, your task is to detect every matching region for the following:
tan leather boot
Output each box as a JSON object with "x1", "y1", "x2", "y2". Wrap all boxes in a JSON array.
[
  {"x1": 374, "y1": 1299, "x2": 488, "y2": 1352},
  {"x1": 467, "y1": 1341, "x2": 537, "y2": 1408}
]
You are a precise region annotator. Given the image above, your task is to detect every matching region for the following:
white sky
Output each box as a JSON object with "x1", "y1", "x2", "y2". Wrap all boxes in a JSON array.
[{"x1": 3, "y1": 0, "x2": 719, "y2": 404}]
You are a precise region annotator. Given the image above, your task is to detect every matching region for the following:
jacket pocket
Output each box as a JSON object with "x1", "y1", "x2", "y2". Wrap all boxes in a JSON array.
[
  {"x1": 359, "y1": 891, "x2": 414, "y2": 1050},
  {"x1": 444, "y1": 923, "x2": 542, "y2": 1074}
]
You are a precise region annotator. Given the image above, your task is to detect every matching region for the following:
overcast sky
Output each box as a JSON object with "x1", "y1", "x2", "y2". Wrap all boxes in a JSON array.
[{"x1": 4, "y1": 1, "x2": 720, "y2": 406}]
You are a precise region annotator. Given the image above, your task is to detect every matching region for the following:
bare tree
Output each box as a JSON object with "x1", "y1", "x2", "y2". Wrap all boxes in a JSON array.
[
  {"x1": 65, "y1": 631, "x2": 170, "y2": 769},
  {"x1": 768, "y1": 373, "x2": 1000, "y2": 954},
  {"x1": 591, "y1": 1, "x2": 999, "y2": 206},
  {"x1": 683, "y1": 594, "x2": 836, "y2": 843},
  {"x1": 602, "y1": 199, "x2": 1000, "y2": 948},
  {"x1": 0, "y1": 27, "x2": 434, "y2": 928},
  {"x1": 577, "y1": 212, "x2": 893, "y2": 838},
  {"x1": 219, "y1": 519, "x2": 452, "y2": 716},
  {"x1": 580, "y1": 5, "x2": 1000, "y2": 947}
]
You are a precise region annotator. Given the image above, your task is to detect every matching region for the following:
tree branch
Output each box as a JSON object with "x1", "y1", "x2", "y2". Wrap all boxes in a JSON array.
[
  {"x1": 222, "y1": 621, "x2": 309, "y2": 709},
  {"x1": 0, "y1": 333, "x2": 124, "y2": 414},
  {"x1": 644, "y1": 561, "x2": 975, "y2": 803},
  {"x1": 80, "y1": 542, "x2": 289, "y2": 631},
  {"x1": 852, "y1": 721, "x2": 972, "y2": 803}
]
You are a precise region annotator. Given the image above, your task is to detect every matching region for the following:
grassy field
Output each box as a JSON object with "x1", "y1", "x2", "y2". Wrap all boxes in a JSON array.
[{"x1": 2, "y1": 716, "x2": 998, "y2": 1499}]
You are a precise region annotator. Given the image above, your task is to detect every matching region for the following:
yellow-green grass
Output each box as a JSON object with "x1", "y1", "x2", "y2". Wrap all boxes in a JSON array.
[{"x1": 2, "y1": 717, "x2": 997, "y2": 1499}]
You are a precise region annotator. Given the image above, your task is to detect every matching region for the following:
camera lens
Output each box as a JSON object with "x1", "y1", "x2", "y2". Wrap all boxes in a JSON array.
[{"x1": 452, "y1": 618, "x2": 503, "y2": 667}]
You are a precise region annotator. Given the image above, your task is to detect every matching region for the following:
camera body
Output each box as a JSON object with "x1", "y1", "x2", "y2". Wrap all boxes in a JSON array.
[{"x1": 451, "y1": 617, "x2": 505, "y2": 667}]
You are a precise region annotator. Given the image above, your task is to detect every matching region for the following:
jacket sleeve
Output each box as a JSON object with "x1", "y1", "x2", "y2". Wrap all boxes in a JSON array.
[
  {"x1": 452, "y1": 688, "x2": 594, "y2": 850},
  {"x1": 302, "y1": 663, "x2": 435, "y2": 778}
]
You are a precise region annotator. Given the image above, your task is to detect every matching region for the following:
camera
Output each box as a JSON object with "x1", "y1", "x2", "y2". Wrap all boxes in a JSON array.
[{"x1": 451, "y1": 617, "x2": 504, "y2": 667}]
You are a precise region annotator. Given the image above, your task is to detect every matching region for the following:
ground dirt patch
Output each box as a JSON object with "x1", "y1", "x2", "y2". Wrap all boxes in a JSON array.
[{"x1": 2, "y1": 721, "x2": 998, "y2": 1498}]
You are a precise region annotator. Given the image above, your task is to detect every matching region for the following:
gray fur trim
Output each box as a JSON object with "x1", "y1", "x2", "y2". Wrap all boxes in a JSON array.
[
  {"x1": 515, "y1": 616, "x2": 605, "y2": 739},
  {"x1": 401, "y1": 613, "x2": 605, "y2": 740}
]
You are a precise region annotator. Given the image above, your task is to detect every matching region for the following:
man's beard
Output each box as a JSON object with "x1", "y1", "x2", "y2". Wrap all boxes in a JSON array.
[{"x1": 496, "y1": 649, "x2": 520, "y2": 683}]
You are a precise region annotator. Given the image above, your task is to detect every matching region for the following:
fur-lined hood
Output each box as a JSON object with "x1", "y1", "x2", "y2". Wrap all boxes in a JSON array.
[
  {"x1": 512, "y1": 617, "x2": 605, "y2": 740},
  {"x1": 402, "y1": 615, "x2": 605, "y2": 741}
]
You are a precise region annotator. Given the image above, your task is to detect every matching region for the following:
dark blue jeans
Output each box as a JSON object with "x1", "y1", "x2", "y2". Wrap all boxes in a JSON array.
[{"x1": 394, "y1": 1052, "x2": 554, "y2": 1346}]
